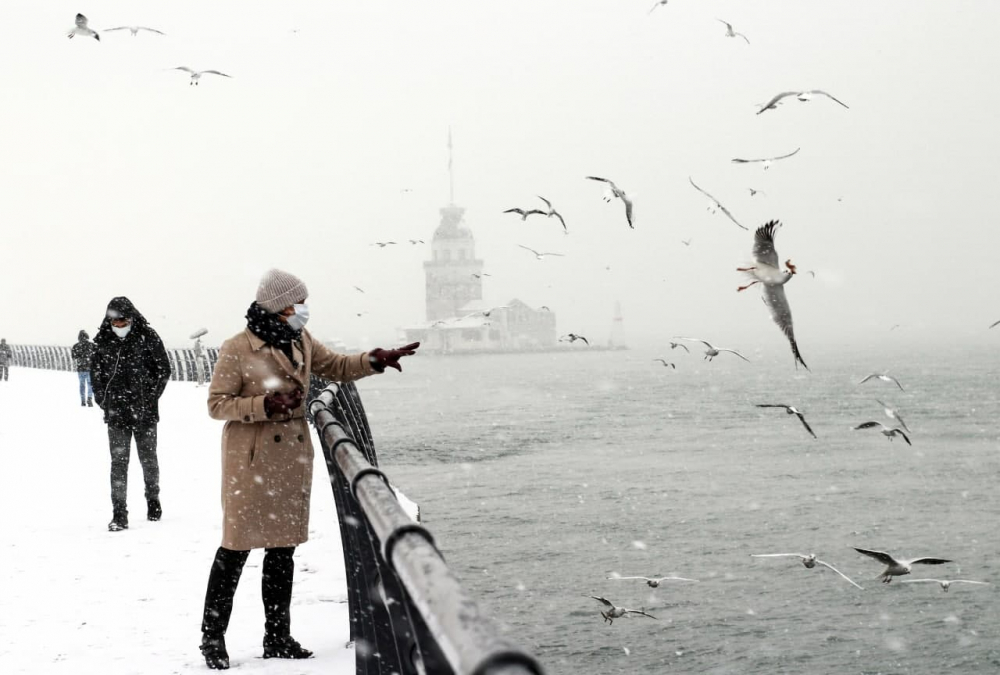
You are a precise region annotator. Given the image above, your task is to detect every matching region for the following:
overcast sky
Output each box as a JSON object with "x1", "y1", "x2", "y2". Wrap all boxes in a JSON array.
[{"x1": 2, "y1": 0, "x2": 998, "y2": 353}]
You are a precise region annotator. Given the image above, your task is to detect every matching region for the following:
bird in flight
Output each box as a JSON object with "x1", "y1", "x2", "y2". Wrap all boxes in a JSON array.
[
  {"x1": 352, "y1": 286, "x2": 365, "y2": 293},
  {"x1": 535, "y1": 196, "x2": 568, "y2": 233},
  {"x1": 852, "y1": 548, "x2": 952, "y2": 584},
  {"x1": 755, "y1": 404, "x2": 816, "y2": 439},
  {"x1": 172, "y1": 67, "x2": 232, "y2": 85},
  {"x1": 653, "y1": 359, "x2": 676, "y2": 369},
  {"x1": 874, "y1": 399, "x2": 911, "y2": 433},
  {"x1": 900, "y1": 579, "x2": 989, "y2": 592},
  {"x1": 68, "y1": 14, "x2": 100, "y2": 41},
  {"x1": 104, "y1": 25, "x2": 165, "y2": 36},
  {"x1": 588, "y1": 596, "x2": 657, "y2": 624},
  {"x1": 372, "y1": 241, "x2": 397, "y2": 248},
  {"x1": 673, "y1": 338, "x2": 749, "y2": 362},
  {"x1": 737, "y1": 221, "x2": 808, "y2": 370},
  {"x1": 689, "y1": 177, "x2": 746, "y2": 230},
  {"x1": 606, "y1": 575, "x2": 697, "y2": 588},
  {"x1": 471, "y1": 273, "x2": 492, "y2": 279},
  {"x1": 757, "y1": 90, "x2": 850, "y2": 114},
  {"x1": 539, "y1": 306, "x2": 551, "y2": 311},
  {"x1": 750, "y1": 553, "x2": 863, "y2": 589},
  {"x1": 858, "y1": 372, "x2": 904, "y2": 391},
  {"x1": 854, "y1": 421, "x2": 912, "y2": 445},
  {"x1": 717, "y1": 19, "x2": 750, "y2": 43},
  {"x1": 681, "y1": 239, "x2": 693, "y2": 247},
  {"x1": 517, "y1": 244, "x2": 564, "y2": 260},
  {"x1": 560, "y1": 333, "x2": 589, "y2": 346},
  {"x1": 585, "y1": 176, "x2": 634, "y2": 229},
  {"x1": 669, "y1": 342, "x2": 690, "y2": 353},
  {"x1": 748, "y1": 188, "x2": 766, "y2": 197},
  {"x1": 648, "y1": 0, "x2": 670, "y2": 15},
  {"x1": 408, "y1": 239, "x2": 425, "y2": 244},
  {"x1": 989, "y1": 319, "x2": 1000, "y2": 329},
  {"x1": 731, "y1": 148, "x2": 800, "y2": 170},
  {"x1": 503, "y1": 207, "x2": 546, "y2": 221}
]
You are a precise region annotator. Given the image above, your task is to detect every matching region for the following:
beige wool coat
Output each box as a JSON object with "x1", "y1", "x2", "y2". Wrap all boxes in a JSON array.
[{"x1": 207, "y1": 328, "x2": 376, "y2": 550}]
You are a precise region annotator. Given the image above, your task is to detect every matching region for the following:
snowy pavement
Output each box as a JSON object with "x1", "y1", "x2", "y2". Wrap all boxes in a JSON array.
[{"x1": 1, "y1": 368, "x2": 359, "y2": 674}]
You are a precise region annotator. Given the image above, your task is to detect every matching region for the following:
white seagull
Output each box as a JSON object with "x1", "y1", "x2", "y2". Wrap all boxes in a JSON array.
[
  {"x1": 104, "y1": 25, "x2": 165, "y2": 36},
  {"x1": 68, "y1": 14, "x2": 100, "y2": 41},
  {"x1": 172, "y1": 67, "x2": 232, "y2": 85},
  {"x1": 607, "y1": 575, "x2": 698, "y2": 588},
  {"x1": 689, "y1": 177, "x2": 746, "y2": 230},
  {"x1": 717, "y1": 19, "x2": 750, "y2": 44},
  {"x1": 372, "y1": 241, "x2": 397, "y2": 248},
  {"x1": 588, "y1": 596, "x2": 657, "y2": 624},
  {"x1": 755, "y1": 404, "x2": 816, "y2": 439},
  {"x1": 668, "y1": 341, "x2": 690, "y2": 353},
  {"x1": 900, "y1": 579, "x2": 990, "y2": 592},
  {"x1": 853, "y1": 548, "x2": 952, "y2": 583},
  {"x1": 560, "y1": 333, "x2": 589, "y2": 346},
  {"x1": 731, "y1": 148, "x2": 800, "y2": 170},
  {"x1": 737, "y1": 221, "x2": 808, "y2": 370},
  {"x1": 750, "y1": 553, "x2": 863, "y2": 590},
  {"x1": 536, "y1": 196, "x2": 568, "y2": 233},
  {"x1": 673, "y1": 337, "x2": 750, "y2": 363},
  {"x1": 503, "y1": 207, "x2": 545, "y2": 221},
  {"x1": 757, "y1": 90, "x2": 849, "y2": 114},
  {"x1": 517, "y1": 244, "x2": 564, "y2": 260},
  {"x1": 874, "y1": 399, "x2": 911, "y2": 433},
  {"x1": 854, "y1": 421, "x2": 912, "y2": 446},
  {"x1": 649, "y1": 0, "x2": 670, "y2": 15},
  {"x1": 585, "y1": 176, "x2": 634, "y2": 229},
  {"x1": 858, "y1": 372, "x2": 905, "y2": 391},
  {"x1": 653, "y1": 359, "x2": 676, "y2": 369}
]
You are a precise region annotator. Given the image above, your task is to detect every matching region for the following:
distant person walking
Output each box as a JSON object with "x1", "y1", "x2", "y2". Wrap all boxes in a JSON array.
[
  {"x1": 72, "y1": 330, "x2": 96, "y2": 406},
  {"x1": 193, "y1": 336, "x2": 209, "y2": 386},
  {"x1": 0, "y1": 338, "x2": 11, "y2": 382},
  {"x1": 90, "y1": 297, "x2": 171, "y2": 532},
  {"x1": 198, "y1": 268, "x2": 419, "y2": 670}
]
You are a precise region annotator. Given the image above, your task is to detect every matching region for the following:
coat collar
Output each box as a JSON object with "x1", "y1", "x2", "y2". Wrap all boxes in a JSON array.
[{"x1": 243, "y1": 328, "x2": 308, "y2": 384}]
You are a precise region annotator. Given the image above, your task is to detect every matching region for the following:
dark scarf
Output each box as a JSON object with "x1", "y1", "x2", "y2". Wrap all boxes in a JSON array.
[{"x1": 245, "y1": 301, "x2": 302, "y2": 365}]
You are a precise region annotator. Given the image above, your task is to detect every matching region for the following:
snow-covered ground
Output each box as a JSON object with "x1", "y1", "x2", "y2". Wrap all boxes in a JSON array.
[{"x1": 0, "y1": 368, "x2": 393, "y2": 674}]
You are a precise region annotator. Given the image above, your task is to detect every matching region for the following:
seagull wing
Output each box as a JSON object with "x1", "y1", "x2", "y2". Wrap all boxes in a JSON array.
[
  {"x1": 768, "y1": 147, "x2": 800, "y2": 162},
  {"x1": 202, "y1": 70, "x2": 232, "y2": 78},
  {"x1": 899, "y1": 579, "x2": 942, "y2": 585},
  {"x1": 578, "y1": 336, "x2": 590, "y2": 345},
  {"x1": 894, "y1": 413, "x2": 911, "y2": 433},
  {"x1": 589, "y1": 595, "x2": 615, "y2": 608},
  {"x1": 892, "y1": 429, "x2": 912, "y2": 446},
  {"x1": 689, "y1": 177, "x2": 746, "y2": 230},
  {"x1": 623, "y1": 609, "x2": 658, "y2": 620},
  {"x1": 674, "y1": 337, "x2": 714, "y2": 350},
  {"x1": 815, "y1": 560, "x2": 864, "y2": 589},
  {"x1": 717, "y1": 19, "x2": 733, "y2": 30},
  {"x1": 103, "y1": 26, "x2": 131, "y2": 32},
  {"x1": 717, "y1": 348, "x2": 750, "y2": 362},
  {"x1": 504, "y1": 208, "x2": 528, "y2": 216},
  {"x1": 909, "y1": 557, "x2": 952, "y2": 566},
  {"x1": 138, "y1": 27, "x2": 165, "y2": 35},
  {"x1": 794, "y1": 412, "x2": 817, "y2": 438},
  {"x1": 623, "y1": 197, "x2": 634, "y2": 229},
  {"x1": 853, "y1": 548, "x2": 899, "y2": 566},
  {"x1": 762, "y1": 283, "x2": 808, "y2": 370},
  {"x1": 76, "y1": 14, "x2": 89, "y2": 28},
  {"x1": 752, "y1": 221, "x2": 781, "y2": 268},
  {"x1": 608, "y1": 576, "x2": 653, "y2": 581},
  {"x1": 757, "y1": 91, "x2": 798, "y2": 114},
  {"x1": 553, "y1": 210, "x2": 568, "y2": 232},
  {"x1": 173, "y1": 66, "x2": 195, "y2": 74},
  {"x1": 536, "y1": 195, "x2": 553, "y2": 210},
  {"x1": 990, "y1": 320, "x2": 1000, "y2": 329},
  {"x1": 949, "y1": 580, "x2": 990, "y2": 585},
  {"x1": 585, "y1": 175, "x2": 617, "y2": 192},
  {"x1": 858, "y1": 373, "x2": 879, "y2": 385},
  {"x1": 736, "y1": 32, "x2": 750, "y2": 44},
  {"x1": 750, "y1": 553, "x2": 809, "y2": 559},
  {"x1": 755, "y1": 404, "x2": 791, "y2": 409},
  {"x1": 517, "y1": 244, "x2": 540, "y2": 256},
  {"x1": 854, "y1": 421, "x2": 885, "y2": 431},
  {"x1": 677, "y1": 343, "x2": 690, "y2": 352},
  {"x1": 658, "y1": 576, "x2": 698, "y2": 582},
  {"x1": 808, "y1": 90, "x2": 850, "y2": 109},
  {"x1": 885, "y1": 375, "x2": 905, "y2": 391}
]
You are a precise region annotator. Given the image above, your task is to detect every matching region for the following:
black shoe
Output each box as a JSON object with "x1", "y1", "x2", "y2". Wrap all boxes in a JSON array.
[
  {"x1": 263, "y1": 635, "x2": 313, "y2": 660},
  {"x1": 108, "y1": 515, "x2": 128, "y2": 532},
  {"x1": 147, "y1": 498, "x2": 162, "y2": 521},
  {"x1": 200, "y1": 635, "x2": 230, "y2": 670},
  {"x1": 87, "y1": 398, "x2": 93, "y2": 407},
  {"x1": 81, "y1": 400, "x2": 86, "y2": 407}
]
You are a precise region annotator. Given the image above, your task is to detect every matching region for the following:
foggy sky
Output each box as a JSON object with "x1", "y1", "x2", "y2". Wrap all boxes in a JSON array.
[{"x1": 2, "y1": 0, "x2": 998, "y2": 353}]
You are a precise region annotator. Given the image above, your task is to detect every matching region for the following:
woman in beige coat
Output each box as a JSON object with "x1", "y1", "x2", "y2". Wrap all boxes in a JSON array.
[{"x1": 199, "y1": 269, "x2": 419, "y2": 670}]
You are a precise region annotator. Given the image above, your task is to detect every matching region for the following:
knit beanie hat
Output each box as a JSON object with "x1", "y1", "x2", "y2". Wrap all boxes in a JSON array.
[{"x1": 256, "y1": 269, "x2": 308, "y2": 313}]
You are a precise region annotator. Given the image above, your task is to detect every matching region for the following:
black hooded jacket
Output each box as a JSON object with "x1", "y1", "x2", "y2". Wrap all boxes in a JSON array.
[
  {"x1": 91, "y1": 297, "x2": 171, "y2": 430},
  {"x1": 71, "y1": 330, "x2": 95, "y2": 372}
]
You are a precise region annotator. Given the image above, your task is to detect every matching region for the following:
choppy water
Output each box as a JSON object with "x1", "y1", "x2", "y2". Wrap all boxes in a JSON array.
[{"x1": 356, "y1": 347, "x2": 1000, "y2": 674}]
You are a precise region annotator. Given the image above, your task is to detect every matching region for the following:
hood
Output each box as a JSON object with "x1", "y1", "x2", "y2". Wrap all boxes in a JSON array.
[
  {"x1": 78, "y1": 330, "x2": 89, "y2": 342},
  {"x1": 94, "y1": 296, "x2": 153, "y2": 345}
]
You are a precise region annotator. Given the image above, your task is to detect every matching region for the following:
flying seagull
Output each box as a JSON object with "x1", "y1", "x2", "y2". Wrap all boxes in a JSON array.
[
  {"x1": 757, "y1": 90, "x2": 850, "y2": 114},
  {"x1": 503, "y1": 207, "x2": 545, "y2": 221},
  {"x1": 750, "y1": 553, "x2": 863, "y2": 589},
  {"x1": 104, "y1": 25, "x2": 165, "y2": 36},
  {"x1": 689, "y1": 177, "x2": 746, "y2": 230},
  {"x1": 408, "y1": 239, "x2": 425, "y2": 244},
  {"x1": 653, "y1": 359, "x2": 676, "y2": 369},
  {"x1": 668, "y1": 341, "x2": 690, "y2": 353},
  {"x1": 681, "y1": 238, "x2": 692, "y2": 246},
  {"x1": 755, "y1": 404, "x2": 816, "y2": 439},
  {"x1": 560, "y1": 333, "x2": 589, "y2": 346},
  {"x1": 588, "y1": 596, "x2": 657, "y2": 624},
  {"x1": 853, "y1": 548, "x2": 952, "y2": 583},
  {"x1": 585, "y1": 176, "x2": 634, "y2": 229},
  {"x1": 717, "y1": 19, "x2": 750, "y2": 43},
  {"x1": 471, "y1": 273, "x2": 492, "y2": 279},
  {"x1": 748, "y1": 188, "x2": 766, "y2": 197},
  {"x1": 673, "y1": 337, "x2": 750, "y2": 362},
  {"x1": 606, "y1": 575, "x2": 697, "y2": 588},
  {"x1": 731, "y1": 148, "x2": 800, "y2": 170},
  {"x1": 900, "y1": 579, "x2": 989, "y2": 592},
  {"x1": 874, "y1": 399, "x2": 911, "y2": 433},
  {"x1": 172, "y1": 67, "x2": 232, "y2": 85},
  {"x1": 737, "y1": 221, "x2": 808, "y2": 369},
  {"x1": 649, "y1": 1, "x2": 670, "y2": 15},
  {"x1": 372, "y1": 241, "x2": 397, "y2": 248},
  {"x1": 68, "y1": 14, "x2": 100, "y2": 41},
  {"x1": 989, "y1": 319, "x2": 1000, "y2": 329},
  {"x1": 352, "y1": 286, "x2": 365, "y2": 294},
  {"x1": 517, "y1": 244, "x2": 564, "y2": 260},
  {"x1": 536, "y1": 196, "x2": 568, "y2": 233},
  {"x1": 854, "y1": 421, "x2": 912, "y2": 445},
  {"x1": 858, "y1": 372, "x2": 904, "y2": 391}
]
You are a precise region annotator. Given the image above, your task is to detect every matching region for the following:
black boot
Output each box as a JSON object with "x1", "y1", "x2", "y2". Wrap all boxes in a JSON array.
[
  {"x1": 262, "y1": 547, "x2": 312, "y2": 659},
  {"x1": 200, "y1": 635, "x2": 229, "y2": 670},
  {"x1": 201, "y1": 547, "x2": 249, "y2": 670},
  {"x1": 147, "y1": 497, "x2": 162, "y2": 521},
  {"x1": 108, "y1": 506, "x2": 128, "y2": 532},
  {"x1": 87, "y1": 397, "x2": 93, "y2": 407},
  {"x1": 263, "y1": 634, "x2": 313, "y2": 660},
  {"x1": 81, "y1": 399, "x2": 86, "y2": 407}
]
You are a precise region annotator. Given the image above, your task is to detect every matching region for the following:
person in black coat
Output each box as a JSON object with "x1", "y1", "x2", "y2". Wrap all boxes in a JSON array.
[
  {"x1": 91, "y1": 297, "x2": 171, "y2": 531},
  {"x1": 72, "y1": 330, "x2": 96, "y2": 406}
]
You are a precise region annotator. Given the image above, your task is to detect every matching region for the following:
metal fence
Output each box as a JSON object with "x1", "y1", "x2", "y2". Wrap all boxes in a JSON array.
[{"x1": 4, "y1": 343, "x2": 217, "y2": 382}]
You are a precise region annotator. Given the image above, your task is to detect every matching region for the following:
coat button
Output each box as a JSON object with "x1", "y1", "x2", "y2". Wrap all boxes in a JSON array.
[
  {"x1": 274, "y1": 434, "x2": 281, "y2": 443},
  {"x1": 297, "y1": 434, "x2": 304, "y2": 442},
  {"x1": 243, "y1": 415, "x2": 250, "y2": 422}
]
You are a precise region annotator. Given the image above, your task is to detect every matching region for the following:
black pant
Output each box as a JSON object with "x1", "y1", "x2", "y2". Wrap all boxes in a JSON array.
[
  {"x1": 202, "y1": 546, "x2": 296, "y2": 639},
  {"x1": 108, "y1": 424, "x2": 160, "y2": 513},
  {"x1": 0, "y1": 365, "x2": 7, "y2": 380}
]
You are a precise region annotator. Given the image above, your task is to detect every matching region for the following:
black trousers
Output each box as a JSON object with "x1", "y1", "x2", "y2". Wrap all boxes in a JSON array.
[
  {"x1": 108, "y1": 424, "x2": 160, "y2": 513},
  {"x1": 0, "y1": 364, "x2": 8, "y2": 380},
  {"x1": 202, "y1": 546, "x2": 296, "y2": 639}
]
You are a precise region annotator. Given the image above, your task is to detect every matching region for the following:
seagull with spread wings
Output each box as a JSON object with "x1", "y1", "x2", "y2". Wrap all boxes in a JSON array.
[
  {"x1": 372, "y1": 241, "x2": 397, "y2": 248},
  {"x1": 853, "y1": 548, "x2": 952, "y2": 583},
  {"x1": 669, "y1": 341, "x2": 690, "y2": 353},
  {"x1": 588, "y1": 596, "x2": 657, "y2": 624},
  {"x1": 750, "y1": 553, "x2": 863, "y2": 589},
  {"x1": 68, "y1": 14, "x2": 100, "y2": 40},
  {"x1": 900, "y1": 579, "x2": 989, "y2": 592},
  {"x1": 858, "y1": 372, "x2": 904, "y2": 391},
  {"x1": 648, "y1": 0, "x2": 670, "y2": 15},
  {"x1": 172, "y1": 67, "x2": 232, "y2": 85},
  {"x1": 737, "y1": 221, "x2": 808, "y2": 369},
  {"x1": 755, "y1": 404, "x2": 816, "y2": 439},
  {"x1": 673, "y1": 337, "x2": 749, "y2": 362},
  {"x1": 560, "y1": 333, "x2": 589, "y2": 346},
  {"x1": 757, "y1": 90, "x2": 849, "y2": 114},
  {"x1": 585, "y1": 176, "x2": 634, "y2": 229},
  {"x1": 990, "y1": 319, "x2": 1000, "y2": 329},
  {"x1": 104, "y1": 25, "x2": 165, "y2": 36},
  {"x1": 517, "y1": 244, "x2": 564, "y2": 260},
  {"x1": 717, "y1": 19, "x2": 750, "y2": 43},
  {"x1": 731, "y1": 148, "x2": 800, "y2": 170},
  {"x1": 503, "y1": 207, "x2": 546, "y2": 221},
  {"x1": 854, "y1": 421, "x2": 912, "y2": 445},
  {"x1": 607, "y1": 575, "x2": 697, "y2": 588},
  {"x1": 653, "y1": 359, "x2": 676, "y2": 369},
  {"x1": 874, "y1": 399, "x2": 911, "y2": 433},
  {"x1": 689, "y1": 177, "x2": 746, "y2": 230}
]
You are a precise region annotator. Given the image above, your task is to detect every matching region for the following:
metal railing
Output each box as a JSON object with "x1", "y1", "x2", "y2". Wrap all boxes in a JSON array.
[
  {"x1": 4, "y1": 343, "x2": 217, "y2": 382},
  {"x1": 309, "y1": 379, "x2": 544, "y2": 675}
]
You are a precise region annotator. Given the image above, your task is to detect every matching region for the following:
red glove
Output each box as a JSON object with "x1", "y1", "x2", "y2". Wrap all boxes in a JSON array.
[
  {"x1": 369, "y1": 342, "x2": 420, "y2": 372},
  {"x1": 264, "y1": 389, "x2": 304, "y2": 417}
]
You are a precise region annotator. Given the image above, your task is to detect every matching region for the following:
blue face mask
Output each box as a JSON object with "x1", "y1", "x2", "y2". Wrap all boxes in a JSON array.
[{"x1": 286, "y1": 303, "x2": 309, "y2": 331}]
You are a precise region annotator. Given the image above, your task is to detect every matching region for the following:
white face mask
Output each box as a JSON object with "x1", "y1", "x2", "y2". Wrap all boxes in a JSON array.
[
  {"x1": 286, "y1": 303, "x2": 309, "y2": 331},
  {"x1": 112, "y1": 324, "x2": 131, "y2": 339}
]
